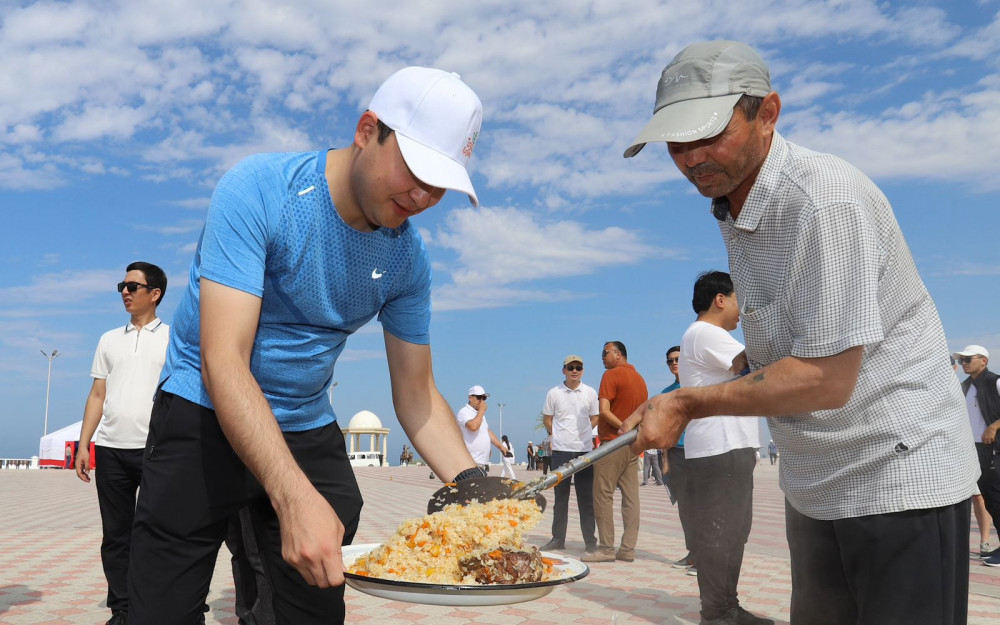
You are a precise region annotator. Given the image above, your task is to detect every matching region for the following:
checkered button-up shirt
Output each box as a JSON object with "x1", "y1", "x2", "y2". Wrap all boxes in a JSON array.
[{"x1": 714, "y1": 132, "x2": 978, "y2": 520}]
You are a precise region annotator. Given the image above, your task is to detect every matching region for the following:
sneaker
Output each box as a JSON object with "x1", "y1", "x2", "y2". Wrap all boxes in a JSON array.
[
  {"x1": 106, "y1": 611, "x2": 128, "y2": 625},
  {"x1": 581, "y1": 551, "x2": 616, "y2": 563},
  {"x1": 731, "y1": 606, "x2": 775, "y2": 625},
  {"x1": 672, "y1": 553, "x2": 694, "y2": 569},
  {"x1": 981, "y1": 544, "x2": 998, "y2": 560},
  {"x1": 686, "y1": 563, "x2": 698, "y2": 576},
  {"x1": 539, "y1": 538, "x2": 565, "y2": 551},
  {"x1": 985, "y1": 552, "x2": 1000, "y2": 568},
  {"x1": 640, "y1": 482, "x2": 648, "y2": 486}
]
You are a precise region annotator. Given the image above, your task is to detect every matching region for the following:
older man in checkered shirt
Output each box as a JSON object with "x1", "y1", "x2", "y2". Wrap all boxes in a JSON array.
[{"x1": 623, "y1": 41, "x2": 978, "y2": 625}]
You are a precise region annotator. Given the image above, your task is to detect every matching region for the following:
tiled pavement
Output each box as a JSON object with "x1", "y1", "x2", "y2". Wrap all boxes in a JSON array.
[{"x1": 1, "y1": 463, "x2": 998, "y2": 624}]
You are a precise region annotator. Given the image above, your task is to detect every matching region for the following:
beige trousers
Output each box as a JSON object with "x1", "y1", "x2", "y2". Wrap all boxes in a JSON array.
[{"x1": 591, "y1": 443, "x2": 640, "y2": 557}]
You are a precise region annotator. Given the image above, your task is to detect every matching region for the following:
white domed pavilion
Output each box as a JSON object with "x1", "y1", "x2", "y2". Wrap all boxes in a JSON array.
[{"x1": 343, "y1": 410, "x2": 389, "y2": 467}]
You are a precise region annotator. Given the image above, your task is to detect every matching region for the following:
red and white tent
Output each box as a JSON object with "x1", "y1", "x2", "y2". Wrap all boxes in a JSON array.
[{"x1": 38, "y1": 421, "x2": 99, "y2": 468}]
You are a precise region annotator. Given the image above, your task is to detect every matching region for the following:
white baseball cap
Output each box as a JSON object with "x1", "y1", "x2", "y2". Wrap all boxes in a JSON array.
[
  {"x1": 624, "y1": 41, "x2": 771, "y2": 157},
  {"x1": 954, "y1": 345, "x2": 989, "y2": 359},
  {"x1": 468, "y1": 385, "x2": 490, "y2": 397},
  {"x1": 369, "y1": 66, "x2": 482, "y2": 206}
]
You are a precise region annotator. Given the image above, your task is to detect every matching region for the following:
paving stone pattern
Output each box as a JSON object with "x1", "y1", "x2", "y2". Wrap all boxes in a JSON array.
[{"x1": 1, "y1": 463, "x2": 997, "y2": 624}]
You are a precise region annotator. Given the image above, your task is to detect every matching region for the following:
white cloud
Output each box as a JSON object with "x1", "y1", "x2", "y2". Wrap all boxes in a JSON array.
[
  {"x1": 782, "y1": 84, "x2": 1000, "y2": 189},
  {"x1": 0, "y1": 0, "x2": 993, "y2": 201},
  {"x1": 428, "y1": 205, "x2": 666, "y2": 310},
  {"x1": 0, "y1": 269, "x2": 124, "y2": 306}
]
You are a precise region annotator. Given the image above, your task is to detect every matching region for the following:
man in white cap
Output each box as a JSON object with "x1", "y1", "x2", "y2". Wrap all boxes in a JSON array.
[
  {"x1": 955, "y1": 345, "x2": 1000, "y2": 567},
  {"x1": 456, "y1": 385, "x2": 505, "y2": 473},
  {"x1": 128, "y1": 67, "x2": 489, "y2": 625},
  {"x1": 622, "y1": 41, "x2": 977, "y2": 625}
]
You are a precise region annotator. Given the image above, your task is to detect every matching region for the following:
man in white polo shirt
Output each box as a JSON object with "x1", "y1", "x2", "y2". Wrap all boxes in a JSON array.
[
  {"x1": 539, "y1": 355, "x2": 600, "y2": 553},
  {"x1": 456, "y1": 385, "x2": 504, "y2": 473},
  {"x1": 679, "y1": 271, "x2": 768, "y2": 625},
  {"x1": 75, "y1": 262, "x2": 169, "y2": 625}
]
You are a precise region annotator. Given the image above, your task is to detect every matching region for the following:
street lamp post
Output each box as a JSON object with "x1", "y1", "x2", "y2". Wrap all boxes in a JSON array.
[
  {"x1": 497, "y1": 402, "x2": 506, "y2": 438},
  {"x1": 40, "y1": 349, "x2": 61, "y2": 437}
]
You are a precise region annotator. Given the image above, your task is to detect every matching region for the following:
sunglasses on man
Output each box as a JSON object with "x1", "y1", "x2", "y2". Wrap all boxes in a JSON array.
[
  {"x1": 958, "y1": 356, "x2": 981, "y2": 364},
  {"x1": 564, "y1": 365, "x2": 583, "y2": 372},
  {"x1": 117, "y1": 281, "x2": 154, "y2": 293}
]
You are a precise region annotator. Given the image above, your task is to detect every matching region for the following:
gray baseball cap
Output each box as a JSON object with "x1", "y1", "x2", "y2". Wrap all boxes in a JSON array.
[{"x1": 624, "y1": 40, "x2": 771, "y2": 157}]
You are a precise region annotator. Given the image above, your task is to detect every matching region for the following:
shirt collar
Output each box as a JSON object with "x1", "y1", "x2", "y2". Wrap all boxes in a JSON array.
[
  {"x1": 125, "y1": 317, "x2": 163, "y2": 334},
  {"x1": 561, "y1": 382, "x2": 583, "y2": 393},
  {"x1": 711, "y1": 131, "x2": 788, "y2": 233}
]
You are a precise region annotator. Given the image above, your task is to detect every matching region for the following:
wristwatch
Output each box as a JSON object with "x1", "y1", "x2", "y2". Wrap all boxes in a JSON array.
[{"x1": 452, "y1": 466, "x2": 487, "y2": 482}]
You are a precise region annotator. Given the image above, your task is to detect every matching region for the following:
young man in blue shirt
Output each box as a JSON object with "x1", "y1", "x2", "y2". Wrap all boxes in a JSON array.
[{"x1": 128, "y1": 67, "x2": 489, "y2": 625}]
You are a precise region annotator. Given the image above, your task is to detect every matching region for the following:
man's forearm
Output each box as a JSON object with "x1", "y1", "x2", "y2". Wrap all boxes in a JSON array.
[
  {"x1": 395, "y1": 387, "x2": 478, "y2": 481},
  {"x1": 79, "y1": 393, "x2": 104, "y2": 447},
  {"x1": 599, "y1": 409, "x2": 622, "y2": 429},
  {"x1": 685, "y1": 347, "x2": 863, "y2": 419}
]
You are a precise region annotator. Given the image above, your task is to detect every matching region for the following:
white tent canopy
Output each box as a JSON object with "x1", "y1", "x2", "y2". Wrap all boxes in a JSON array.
[{"x1": 38, "y1": 421, "x2": 100, "y2": 467}]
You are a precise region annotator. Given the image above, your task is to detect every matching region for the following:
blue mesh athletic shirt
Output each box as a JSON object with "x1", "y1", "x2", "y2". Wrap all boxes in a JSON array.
[{"x1": 161, "y1": 150, "x2": 432, "y2": 432}]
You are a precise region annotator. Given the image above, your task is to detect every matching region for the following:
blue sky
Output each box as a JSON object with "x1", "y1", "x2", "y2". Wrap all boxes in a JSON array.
[{"x1": 2, "y1": 0, "x2": 998, "y2": 461}]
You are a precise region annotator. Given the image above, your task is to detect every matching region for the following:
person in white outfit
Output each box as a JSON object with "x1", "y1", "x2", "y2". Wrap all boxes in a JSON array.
[
  {"x1": 456, "y1": 385, "x2": 505, "y2": 473},
  {"x1": 500, "y1": 434, "x2": 517, "y2": 479}
]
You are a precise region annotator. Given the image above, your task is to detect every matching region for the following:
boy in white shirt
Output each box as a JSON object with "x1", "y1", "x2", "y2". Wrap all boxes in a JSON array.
[{"x1": 679, "y1": 271, "x2": 768, "y2": 625}]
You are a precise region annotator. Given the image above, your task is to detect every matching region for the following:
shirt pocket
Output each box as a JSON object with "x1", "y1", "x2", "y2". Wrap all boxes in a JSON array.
[{"x1": 740, "y1": 300, "x2": 793, "y2": 368}]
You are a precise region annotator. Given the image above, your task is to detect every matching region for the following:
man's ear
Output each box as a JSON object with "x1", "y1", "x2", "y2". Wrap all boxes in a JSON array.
[
  {"x1": 758, "y1": 91, "x2": 781, "y2": 134},
  {"x1": 354, "y1": 111, "x2": 379, "y2": 148}
]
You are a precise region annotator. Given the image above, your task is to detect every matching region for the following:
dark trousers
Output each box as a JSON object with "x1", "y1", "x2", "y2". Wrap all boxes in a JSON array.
[
  {"x1": 785, "y1": 498, "x2": 970, "y2": 625},
  {"x1": 976, "y1": 443, "x2": 1000, "y2": 535},
  {"x1": 548, "y1": 450, "x2": 596, "y2": 546},
  {"x1": 666, "y1": 446, "x2": 694, "y2": 552},
  {"x1": 94, "y1": 446, "x2": 144, "y2": 612},
  {"x1": 127, "y1": 392, "x2": 363, "y2": 625},
  {"x1": 226, "y1": 507, "x2": 274, "y2": 625},
  {"x1": 686, "y1": 447, "x2": 756, "y2": 620}
]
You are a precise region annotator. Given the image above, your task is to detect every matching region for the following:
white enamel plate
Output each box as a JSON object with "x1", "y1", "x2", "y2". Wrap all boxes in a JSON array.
[{"x1": 342, "y1": 543, "x2": 590, "y2": 606}]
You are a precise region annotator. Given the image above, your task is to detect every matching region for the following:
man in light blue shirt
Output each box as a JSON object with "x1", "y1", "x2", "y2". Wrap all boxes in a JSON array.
[{"x1": 129, "y1": 67, "x2": 489, "y2": 625}]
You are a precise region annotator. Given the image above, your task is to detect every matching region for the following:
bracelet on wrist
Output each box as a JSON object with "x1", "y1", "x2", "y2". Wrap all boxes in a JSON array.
[{"x1": 452, "y1": 466, "x2": 487, "y2": 482}]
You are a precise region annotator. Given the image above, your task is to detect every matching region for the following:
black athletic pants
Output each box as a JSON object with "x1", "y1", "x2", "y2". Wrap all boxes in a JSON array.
[
  {"x1": 976, "y1": 443, "x2": 1000, "y2": 535},
  {"x1": 785, "y1": 498, "x2": 970, "y2": 625},
  {"x1": 127, "y1": 391, "x2": 363, "y2": 625},
  {"x1": 94, "y1": 445, "x2": 144, "y2": 612}
]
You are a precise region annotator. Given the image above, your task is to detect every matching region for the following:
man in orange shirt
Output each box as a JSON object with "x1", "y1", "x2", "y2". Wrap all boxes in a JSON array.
[{"x1": 583, "y1": 341, "x2": 648, "y2": 563}]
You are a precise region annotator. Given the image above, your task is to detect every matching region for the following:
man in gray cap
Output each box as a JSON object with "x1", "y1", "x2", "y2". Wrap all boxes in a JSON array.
[
  {"x1": 955, "y1": 345, "x2": 1000, "y2": 567},
  {"x1": 622, "y1": 40, "x2": 978, "y2": 625}
]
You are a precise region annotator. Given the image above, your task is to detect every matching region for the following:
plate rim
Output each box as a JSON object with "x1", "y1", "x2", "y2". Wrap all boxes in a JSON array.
[{"x1": 343, "y1": 542, "x2": 590, "y2": 591}]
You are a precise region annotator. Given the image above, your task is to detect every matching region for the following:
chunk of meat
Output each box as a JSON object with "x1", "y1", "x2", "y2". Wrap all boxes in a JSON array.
[{"x1": 458, "y1": 547, "x2": 545, "y2": 584}]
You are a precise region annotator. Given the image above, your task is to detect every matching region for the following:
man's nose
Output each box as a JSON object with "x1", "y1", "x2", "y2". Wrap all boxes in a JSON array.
[
  {"x1": 410, "y1": 183, "x2": 444, "y2": 209},
  {"x1": 675, "y1": 143, "x2": 708, "y2": 168}
]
